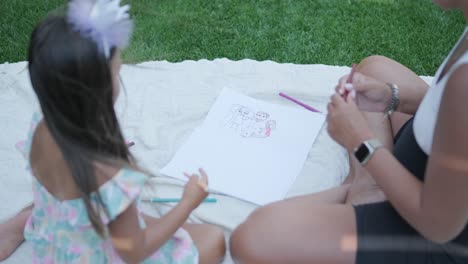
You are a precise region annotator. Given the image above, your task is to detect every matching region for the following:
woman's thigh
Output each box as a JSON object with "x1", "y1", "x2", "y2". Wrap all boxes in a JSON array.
[{"x1": 230, "y1": 195, "x2": 357, "y2": 264}]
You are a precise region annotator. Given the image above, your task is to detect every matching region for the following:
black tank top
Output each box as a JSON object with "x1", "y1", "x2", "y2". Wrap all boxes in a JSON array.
[{"x1": 393, "y1": 118, "x2": 468, "y2": 246}]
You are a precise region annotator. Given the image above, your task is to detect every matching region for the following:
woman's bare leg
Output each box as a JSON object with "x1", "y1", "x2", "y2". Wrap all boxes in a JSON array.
[
  {"x1": 230, "y1": 55, "x2": 430, "y2": 264},
  {"x1": 231, "y1": 198, "x2": 358, "y2": 264},
  {"x1": 0, "y1": 204, "x2": 33, "y2": 261},
  {"x1": 142, "y1": 214, "x2": 226, "y2": 264}
]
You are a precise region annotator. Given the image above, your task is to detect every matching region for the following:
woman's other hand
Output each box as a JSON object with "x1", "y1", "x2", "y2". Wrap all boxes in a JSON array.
[
  {"x1": 336, "y1": 72, "x2": 392, "y2": 113},
  {"x1": 327, "y1": 93, "x2": 374, "y2": 151}
]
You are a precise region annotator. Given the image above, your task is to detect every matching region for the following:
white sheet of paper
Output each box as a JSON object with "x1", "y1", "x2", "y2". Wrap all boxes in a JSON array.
[{"x1": 160, "y1": 88, "x2": 326, "y2": 205}]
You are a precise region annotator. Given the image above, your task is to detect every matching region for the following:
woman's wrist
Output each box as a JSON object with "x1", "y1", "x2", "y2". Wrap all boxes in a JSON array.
[
  {"x1": 381, "y1": 82, "x2": 393, "y2": 108},
  {"x1": 383, "y1": 83, "x2": 400, "y2": 115},
  {"x1": 347, "y1": 128, "x2": 375, "y2": 153},
  {"x1": 386, "y1": 82, "x2": 426, "y2": 116}
]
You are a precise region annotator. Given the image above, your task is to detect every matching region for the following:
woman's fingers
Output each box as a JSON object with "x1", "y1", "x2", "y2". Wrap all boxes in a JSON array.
[
  {"x1": 339, "y1": 75, "x2": 348, "y2": 88},
  {"x1": 327, "y1": 102, "x2": 333, "y2": 113},
  {"x1": 344, "y1": 83, "x2": 353, "y2": 91},
  {"x1": 331, "y1": 93, "x2": 345, "y2": 107},
  {"x1": 335, "y1": 85, "x2": 341, "y2": 94},
  {"x1": 336, "y1": 75, "x2": 349, "y2": 95}
]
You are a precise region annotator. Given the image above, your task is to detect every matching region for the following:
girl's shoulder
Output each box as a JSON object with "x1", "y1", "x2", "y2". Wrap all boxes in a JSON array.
[
  {"x1": 96, "y1": 166, "x2": 149, "y2": 201},
  {"x1": 86, "y1": 167, "x2": 149, "y2": 224}
]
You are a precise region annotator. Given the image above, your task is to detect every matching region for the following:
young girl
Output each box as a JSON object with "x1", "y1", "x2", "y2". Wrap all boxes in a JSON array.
[{"x1": 4, "y1": 0, "x2": 226, "y2": 263}]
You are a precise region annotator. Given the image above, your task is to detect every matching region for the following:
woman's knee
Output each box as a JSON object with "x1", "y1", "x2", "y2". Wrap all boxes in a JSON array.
[
  {"x1": 356, "y1": 55, "x2": 426, "y2": 91},
  {"x1": 230, "y1": 223, "x2": 260, "y2": 263},
  {"x1": 230, "y1": 207, "x2": 273, "y2": 263},
  {"x1": 357, "y1": 55, "x2": 394, "y2": 75}
]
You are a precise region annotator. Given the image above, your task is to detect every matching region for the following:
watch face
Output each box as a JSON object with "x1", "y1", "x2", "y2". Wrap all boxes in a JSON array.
[{"x1": 355, "y1": 144, "x2": 370, "y2": 162}]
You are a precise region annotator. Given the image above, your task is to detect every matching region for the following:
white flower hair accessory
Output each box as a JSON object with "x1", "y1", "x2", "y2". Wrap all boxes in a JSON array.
[{"x1": 67, "y1": 0, "x2": 133, "y2": 58}]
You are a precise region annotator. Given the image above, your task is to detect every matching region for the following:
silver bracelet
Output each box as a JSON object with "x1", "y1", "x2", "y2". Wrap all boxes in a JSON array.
[{"x1": 384, "y1": 83, "x2": 400, "y2": 117}]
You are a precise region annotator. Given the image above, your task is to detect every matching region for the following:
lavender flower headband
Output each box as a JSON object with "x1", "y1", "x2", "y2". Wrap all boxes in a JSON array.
[{"x1": 67, "y1": 0, "x2": 133, "y2": 58}]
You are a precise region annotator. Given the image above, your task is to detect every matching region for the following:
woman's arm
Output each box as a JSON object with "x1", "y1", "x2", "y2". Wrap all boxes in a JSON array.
[
  {"x1": 364, "y1": 65, "x2": 468, "y2": 243},
  {"x1": 393, "y1": 81, "x2": 428, "y2": 115}
]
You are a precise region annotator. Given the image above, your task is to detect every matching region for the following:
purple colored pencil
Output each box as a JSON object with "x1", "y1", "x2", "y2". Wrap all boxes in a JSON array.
[
  {"x1": 342, "y1": 63, "x2": 357, "y2": 100},
  {"x1": 279, "y1": 92, "x2": 322, "y2": 113},
  {"x1": 346, "y1": 64, "x2": 357, "y2": 84}
]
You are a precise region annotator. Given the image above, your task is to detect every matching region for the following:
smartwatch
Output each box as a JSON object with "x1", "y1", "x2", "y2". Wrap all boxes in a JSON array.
[{"x1": 353, "y1": 139, "x2": 383, "y2": 166}]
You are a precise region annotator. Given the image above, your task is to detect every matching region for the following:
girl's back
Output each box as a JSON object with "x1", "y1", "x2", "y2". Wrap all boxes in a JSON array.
[{"x1": 30, "y1": 121, "x2": 81, "y2": 201}]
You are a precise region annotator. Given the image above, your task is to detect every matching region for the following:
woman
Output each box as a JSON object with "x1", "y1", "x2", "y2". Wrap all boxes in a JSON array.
[{"x1": 230, "y1": 0, "x2": 468, "y2": 263}]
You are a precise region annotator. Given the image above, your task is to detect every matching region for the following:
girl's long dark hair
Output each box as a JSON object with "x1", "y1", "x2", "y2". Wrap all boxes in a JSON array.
[{"x1": 28, "y1": 15, "x2": 134, "y2": 236}]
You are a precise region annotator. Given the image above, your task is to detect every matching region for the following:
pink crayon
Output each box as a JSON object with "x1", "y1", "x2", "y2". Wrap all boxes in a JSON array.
[{"x1": 279, "y1": 92, "x2": 322, "y2": 113}]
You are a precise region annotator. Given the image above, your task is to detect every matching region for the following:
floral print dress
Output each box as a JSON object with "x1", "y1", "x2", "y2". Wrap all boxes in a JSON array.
[{"x1": 17, "y1": 113, "x2": 199, "y2": 263}]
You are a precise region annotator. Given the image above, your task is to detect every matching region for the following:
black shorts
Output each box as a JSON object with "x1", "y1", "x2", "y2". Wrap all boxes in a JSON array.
[{"x1": 354, "y1": 118, "x2": 468, "y2": 264}]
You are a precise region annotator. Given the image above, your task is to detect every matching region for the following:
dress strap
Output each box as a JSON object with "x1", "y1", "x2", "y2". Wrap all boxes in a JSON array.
[{"x1": 15, "y1": 112, "x2": 42, "y2": 159}]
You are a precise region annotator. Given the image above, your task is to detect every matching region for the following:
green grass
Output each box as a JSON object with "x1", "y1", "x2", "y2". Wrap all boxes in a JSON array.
[{"x1": 0, "y1": 0, "x2": 465, "y2": 75}]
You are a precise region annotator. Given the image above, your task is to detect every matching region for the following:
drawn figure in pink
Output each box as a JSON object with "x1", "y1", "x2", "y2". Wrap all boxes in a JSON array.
[
  {"x1": 225, "y1": 106, "x2": 276, "y2": 138},
  {"x1": 241, "y1": 118, "x2": 277, "y2": 138},
  {"x1": 265, "y1": 120, "x2": 276, "y2": 137}
]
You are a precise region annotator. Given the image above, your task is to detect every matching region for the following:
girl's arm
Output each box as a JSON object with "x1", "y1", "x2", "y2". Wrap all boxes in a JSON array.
[
  {"x1": 108, "y1": 201, "x2": 194, "y2": 264},
  {"x1": 108, "y1": 172, "x2": 208, "y2": 263},
  {"x1": 363, "y1": 65, "x2": 468, "y2": 242}
]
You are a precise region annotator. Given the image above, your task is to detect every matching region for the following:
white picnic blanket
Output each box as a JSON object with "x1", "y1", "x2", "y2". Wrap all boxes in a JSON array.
[{"x1": 0, "y1": 58, "x2": 433, "y2": 263}]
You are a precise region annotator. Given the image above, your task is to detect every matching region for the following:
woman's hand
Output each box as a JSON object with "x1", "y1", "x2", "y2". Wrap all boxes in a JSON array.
[
  {"x1": 336, "y1": 72, "x2": 392, "y2": 113},
  {"x1": 327, "y1": 93, "x2": 375, "y2": 152},
  {"x1": 181, "y1": 168, "x2": 209, "y2": 210}
]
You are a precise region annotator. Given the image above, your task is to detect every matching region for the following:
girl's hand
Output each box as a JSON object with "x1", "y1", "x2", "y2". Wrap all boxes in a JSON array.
[
  {"x1": 327, "y1": 93, "x2": 375, "y2": 152},
  {"x1": 181, "y1": 168, "x2": 209, "y2": 210},
  {"x1": 335, "y1": 72, "x2": 392, "y2": 113}
]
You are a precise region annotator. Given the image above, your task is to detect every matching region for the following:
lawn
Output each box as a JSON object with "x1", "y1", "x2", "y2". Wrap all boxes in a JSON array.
[{"x1": 0, "y1": 0, "x2": 465, "y2": 76}]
